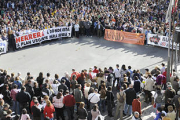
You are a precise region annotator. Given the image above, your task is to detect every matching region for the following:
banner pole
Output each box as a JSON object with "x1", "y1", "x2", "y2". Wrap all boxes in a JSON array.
[{"x1": 167, "y1": 0, "x2": 172, "y2": 82}]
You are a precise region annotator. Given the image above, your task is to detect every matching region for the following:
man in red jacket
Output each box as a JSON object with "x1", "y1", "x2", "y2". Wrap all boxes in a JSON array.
[
  {"x1": 132, "y1": 96, "x2": 142, "y2": 116},
  {"x1": 63, "y1": 90, "x2": 76, "y2": 120},
  {"x1": 70, "y1": 69, "x2": 80, "y2": 80}
]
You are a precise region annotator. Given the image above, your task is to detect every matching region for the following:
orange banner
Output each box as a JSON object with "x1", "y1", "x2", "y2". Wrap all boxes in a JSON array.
[{"x1": 104, "y1": 29, "x2": 145, "y2": 45}]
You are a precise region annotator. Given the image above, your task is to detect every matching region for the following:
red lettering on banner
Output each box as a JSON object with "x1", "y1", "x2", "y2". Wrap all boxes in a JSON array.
[
  {"x1": 21, "y1": 36, "x2": 25, "y2": 41},
  {"x1": 25, "y1": 35, "x2": 29, "y2": 41},
  {"x1": 33, "y1": 33, "x2": 37, "y2": 38},
  {"x1": 42, "y1": 32, "x2": 44, "y2": 37},
  {"x1": 16, "y1": 37, "x2": 20, "y2": 43},
  {"x1": 37, "y1": 32, "x2": 40, "y2": 37},
  {"x1": 29, "y1": 34, "x2": 33, "y2": 39}
]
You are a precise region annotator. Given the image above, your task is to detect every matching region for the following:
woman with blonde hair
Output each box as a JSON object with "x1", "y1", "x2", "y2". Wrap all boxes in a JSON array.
[{"x1": 43, "y1": 100, "x2": 55, "y2": 120}]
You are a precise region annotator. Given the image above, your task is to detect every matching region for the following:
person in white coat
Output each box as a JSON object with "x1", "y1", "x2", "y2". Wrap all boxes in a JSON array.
[
  {"x1": 74, "y1": 21, "x2": 79, "y2": 38},
  {"x1": 144, "y1": 74, "x2": 154, "y2": 103}
]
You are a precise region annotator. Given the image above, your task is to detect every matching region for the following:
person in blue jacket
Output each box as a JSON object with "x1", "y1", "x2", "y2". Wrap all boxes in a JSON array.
[{"x1": 154, "y1": 107, "x2": 162, "y2": 120}]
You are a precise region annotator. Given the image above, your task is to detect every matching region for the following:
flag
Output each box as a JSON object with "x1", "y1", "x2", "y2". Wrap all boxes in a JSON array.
[
  {"x1": 172, "y1": 0, "x2": 179, "y2": 13},
  {"x1": 165, "y1": 0, "x2": 174, "y2": 23}
]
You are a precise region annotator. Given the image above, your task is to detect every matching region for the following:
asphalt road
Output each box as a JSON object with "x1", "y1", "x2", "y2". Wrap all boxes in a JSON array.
[
  {"x1": 0, "y1": 36, "x2": 177, "y2": 120},
  {"x1": 0, "y1": 36, "x2": 169, "y2": 78}
]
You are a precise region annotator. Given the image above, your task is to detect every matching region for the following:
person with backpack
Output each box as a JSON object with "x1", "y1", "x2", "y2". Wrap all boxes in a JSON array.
[
  {"x1": 154, "y1": 88, "x2": 163, "y2": 110},
  {"x1": 132, "y1": 96, "x2": 142, "y2": 116},
  {"x1": 114, "y1": 87, "x2": 126, "y2": 120}
]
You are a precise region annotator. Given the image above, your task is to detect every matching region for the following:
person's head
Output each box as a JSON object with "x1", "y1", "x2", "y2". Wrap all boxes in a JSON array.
[
  {"x1": 93, "y1": 104, "x2": 98, "y2": 111},
  {"x1": 4, "y1": 84, "x2": 9, "y2": 90},
  {"x1": 21, "y1": 86, "x2": 26, "y2": 92},
  {"x1": 134, "y1": 111, "x2": 139, "y2": 118},
  {"x1": 46, "y1": 100, "x2": 52, "y2": 107},
  {"x1": 148, "y1": 74, "x2": 152, "y2": 78},
  {"x1": 174, "y1": 76, "x2": 179, "y2": 82},
  {"x1": 120, "y1": 87, "x2": 124, "y2": 92},
  {"x1": 79, "y1": 102, "x2": 85, "y2": 109},
  {"x1": 55, "y1": 74, "x2": 59, "y2": 79},
  {"x1": 167, "y1": 85, "x2": 172, "y2": 90},
  {"x1": 129, "y1": 84, "x2": 133, "y2": 88},
  {"x1": 136, "y1": 95, "x2": 140, "y2": 100},
  {"x1": 162, "y1": 63, "x2": 165, "y2": 67},
  {"x1": 22, "y1": 108, "x2": 27, "y2": 114},
  {"x1": 65, "y1": 90, "x2": 69, "y2": 95},
  {"x1": 32, "y1": 97, "x2": 37, "y2": 102},
  {"x1": 11, "y1": 73, "x2": 14, "y2": 77},
  {"x1": 7, "y1": 109, "x2": 12, "y2": 115},
  {"x1": 157, "y1": 107, "x2": 162, "y2": 113},
  {"x1": 4, "y1": 103, "x2": 10, "y2": 110},
  {"x1": 145, "y1": 69, "x2": 149, "y2": 72},
  {"x1": 39, "y1": 72, "x2": 43, "y2": 77},
  {"x1": 128, "y1": 66, "x2": 131, "y2": 69},
  {"x1": 116, "y1": 64, "x2": 119, "y2": 68},
  {"x1": 61, "y1": 79, "x2": 65, "y2": 84},
  {"x1": 72, "y1": 69, "x2": 75, "y2": 72},
  {"x1": 44, "y1": 95, "x2": 49, "y2": 101},
  {"x1": 27, "y1": 72, "x2": 30, "y2": 76},
  {"x1": 168, "y1": 105, "x2": 174, "y2": 112},
  {"x1": 14, "y1": 114, "x2": 20, "y2": 120},
  {"x1": 107, "y1": 86, "x2": 112, "y2": 91},
  {"x1": 45, "y1": 79, "x2": 49, "y2": 84},
  {"x1": 121, "y1": 64, "x2": 126, "y2": 70},
  {"x1": 34, "y1": 100, "x2": 39, "y2": 106},
  {"x1": 94, "y1": 89, "x2": 98, "y2": 93},
  {"x1": 161, "y1": 112, "x2": 166, "y2": 118},
  {"x1": 72, "y1": 75, "x2": 77, "y2": 80},
  {"x1": 56, "y1": 92, "x2": 63, "y2": 99},
  {"x1": 17, "y1": 72, "x2": 21, "y2": 76},
  {"x1": 47, "y1": 73, "x2": 50, "y2": 77}
]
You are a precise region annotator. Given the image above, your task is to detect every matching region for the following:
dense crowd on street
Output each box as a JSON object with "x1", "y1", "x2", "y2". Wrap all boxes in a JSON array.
[
  {"x1": 0, "y1": 0, "x2": 180, "y2": 51},
  {"x1": 0, "y1": 63, "x2": 180, "y2": 120}
]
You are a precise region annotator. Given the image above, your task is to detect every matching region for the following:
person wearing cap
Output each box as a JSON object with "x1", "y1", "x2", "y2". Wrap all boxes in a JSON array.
[
  {"x1": 63, "y1": 90, "x2": 76, "y2": 120},
  {"x1": 144, "y1": 74, "x2": 154, "y2": 103},
  {"x1": 114, "y1": 87, "x2": 126, "y2": 120},
  {"x1": 165, "y1": 85, "x2": 176, "y2": 103},
  {"x1": 161, "y1": 63, "x2": 166, "y2": 74},
  {"x1": 31, "y1": 100, "x2": 41, "y2": 120}
]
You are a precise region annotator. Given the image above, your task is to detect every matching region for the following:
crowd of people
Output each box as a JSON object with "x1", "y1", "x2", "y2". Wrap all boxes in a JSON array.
[
  {"x1": 0, "y1": 63, "x2": 179, "y2": 120},
  {"x1": 0, "y1": 0, "x2": 180, "y2": 51}
]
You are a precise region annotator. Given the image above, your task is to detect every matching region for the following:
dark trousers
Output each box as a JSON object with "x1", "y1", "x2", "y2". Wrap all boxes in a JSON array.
[
  {"x1": 144, "y1": 90, "x2": 152, "y2": 102},
  {"x1": 85, "y1": 98, "x2": 90, "y2": 110},
  {"x1": 33, "y1": 117, "x2": 41, "y2": 120},
  {"x1": 65, "y1": 106, "x2": 74, "y2": 120},
  {"x1": 75, "y1": 31, "x2": 79, "y2": 38},
  {"x1": 86, "y1": 28, "x2": 90, "y2": 36},
  {"x1": 107, "y1": 100, "x2": 113, "y2": 116},
  {"x1": 55, "y1": 107, "x2": 65, "y2": 120},
  {"x1": 97, "y1": 29, "x2": 102, "y2": 37}
]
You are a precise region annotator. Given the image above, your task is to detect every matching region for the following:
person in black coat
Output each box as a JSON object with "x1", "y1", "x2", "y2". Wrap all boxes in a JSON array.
[
  {"x1": 31, "y1": 100, "x2": 41, "y2": 120},
  {"x1": 133, "y1": 76, "x2": 141, "y2": 93},
  {"x1": 96, "y1": 21, "x2": 103, "y2": 38},
  {"x1": 124, "y1": 84, "x2": 136, "y2": 115},
  {"x1": 58, "y1": 79, "x2": 68, "y2": 95},
  {"x1": 25, "y1": 80, "x2": 34, "y2": 98},
  {"x1": 2, "y1": 84, "x2": 11, "y2": 105},
  {"x1": 16, "y1": 87, "x2": 31, "y2": 114},
  {"x1": 106, "y1": 86, "x2": 114, "y2": 117}
]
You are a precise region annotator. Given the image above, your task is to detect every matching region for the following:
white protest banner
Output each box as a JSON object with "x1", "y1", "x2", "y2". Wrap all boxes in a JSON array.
[
  {"x1": 147, "y1": 33, "x2": 179, "y2": 50},
  {"x1": 0, "y1": 41, "x2": 7, "y2": 54},
  {"x1": 15, "y1": 26, "x2": 72, "y2": 49}
]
